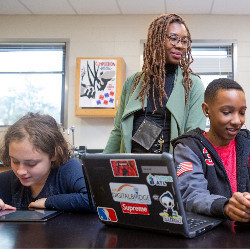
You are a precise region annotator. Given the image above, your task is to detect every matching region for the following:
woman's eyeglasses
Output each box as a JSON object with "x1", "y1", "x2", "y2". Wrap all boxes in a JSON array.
[{"x1": 166, "y1": 34, "x2": 191, "y2": 49}]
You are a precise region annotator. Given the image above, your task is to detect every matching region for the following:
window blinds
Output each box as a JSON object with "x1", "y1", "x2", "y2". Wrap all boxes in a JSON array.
[{"x1": 191, "y1": 44, "x2": 234, "y2": 78}]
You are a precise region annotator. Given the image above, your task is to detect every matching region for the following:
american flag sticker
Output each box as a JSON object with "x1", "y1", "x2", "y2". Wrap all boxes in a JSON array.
[{"x1": 177, "y1": 162, "x2": 193, "y2": 177}]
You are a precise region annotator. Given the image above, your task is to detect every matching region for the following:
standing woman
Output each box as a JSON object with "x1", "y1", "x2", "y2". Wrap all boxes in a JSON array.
[{"x1": 103, "y1": 14, "x2": 206, "y2": 154}]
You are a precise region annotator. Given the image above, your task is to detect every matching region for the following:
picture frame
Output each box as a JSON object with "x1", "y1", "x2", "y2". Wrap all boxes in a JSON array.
[{"x1": 75, "y1": 57, "x2": 126, "y2": 117}]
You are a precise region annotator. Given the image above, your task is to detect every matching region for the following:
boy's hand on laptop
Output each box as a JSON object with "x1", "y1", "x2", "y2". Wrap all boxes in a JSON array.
[
  {"x1": 0, "y1": 199, "x2": 16, "y2": 210},
  {"x1": 224, "y1": 192, "x2": 250, "y2": 222},
  {"x1": 28, "y1": 198, "x2": 46, "y2": 209}
]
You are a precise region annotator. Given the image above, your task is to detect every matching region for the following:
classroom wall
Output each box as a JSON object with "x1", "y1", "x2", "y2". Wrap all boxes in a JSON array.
[{"x1": 0, "y1": 14, "x2": 250, "y2": 150}]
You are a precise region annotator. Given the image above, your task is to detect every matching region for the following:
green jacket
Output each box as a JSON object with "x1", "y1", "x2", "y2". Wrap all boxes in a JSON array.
[{"x1": 103, "y1": 66, "x2": 206, "y2": 154}]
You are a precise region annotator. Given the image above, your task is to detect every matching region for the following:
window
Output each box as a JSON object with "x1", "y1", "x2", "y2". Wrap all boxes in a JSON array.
[
  {"x1": 140, "y1": 39, "x2": 236, "y2": 89},
  {"x1": 0, "y1": 42, "x2": 66, "y2": 126},
  {"x1": 191, "y1": 41, "x2": 236, "y2": 130},
  {"x1": 191, "y1": 41, "x2": 236, "y2": 88}
]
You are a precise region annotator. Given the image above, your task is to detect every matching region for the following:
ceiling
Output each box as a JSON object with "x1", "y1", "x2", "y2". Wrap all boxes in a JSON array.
[{"x1": 0, "y1": 0, "x2": 250, "y2": 16}]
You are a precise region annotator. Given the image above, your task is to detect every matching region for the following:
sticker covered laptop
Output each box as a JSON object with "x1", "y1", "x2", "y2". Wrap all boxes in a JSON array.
[{"x1": 82, "y1": 152, "x2": 223, "y2": 238}]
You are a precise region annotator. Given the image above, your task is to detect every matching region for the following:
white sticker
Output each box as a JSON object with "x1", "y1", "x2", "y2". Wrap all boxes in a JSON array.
[
  {"x1": 159, "y1": 191, "x2": 183, "y2": 224},
  {"x1": 109, "y1": 182, "x2": 152, "y2": 205}
]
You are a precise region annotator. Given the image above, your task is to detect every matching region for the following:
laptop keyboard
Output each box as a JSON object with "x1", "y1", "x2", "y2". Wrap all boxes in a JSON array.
[{"x1": 188, "y1": 218, "x2": 208, "y2": 229}]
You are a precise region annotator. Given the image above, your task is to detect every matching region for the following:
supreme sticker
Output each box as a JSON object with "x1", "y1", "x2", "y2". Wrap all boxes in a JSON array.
[{"x1": 121, "y1": 202, "x2": 149, "y2": 215}]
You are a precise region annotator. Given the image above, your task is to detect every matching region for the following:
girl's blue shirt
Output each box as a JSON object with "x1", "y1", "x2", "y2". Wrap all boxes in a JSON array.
[{"x1": 0, "y1": 158, "x2": 95, "y2": 212}]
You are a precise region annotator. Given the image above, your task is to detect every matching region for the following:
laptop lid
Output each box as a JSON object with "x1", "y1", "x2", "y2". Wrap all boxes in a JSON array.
[{"x1": 82, "y1": 153, "x2": 222, "y2": 238}]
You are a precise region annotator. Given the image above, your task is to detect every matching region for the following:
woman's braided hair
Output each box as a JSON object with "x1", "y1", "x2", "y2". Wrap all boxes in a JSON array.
[{"x1": 132, "y1": 14, "x2": 197, "y2": 113}]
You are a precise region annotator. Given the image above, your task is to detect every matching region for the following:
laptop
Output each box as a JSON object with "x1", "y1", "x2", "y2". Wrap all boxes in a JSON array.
[
  {"x1": 0, "y1": 208, "x2": 62, "y2": 222},
  {"x1": 82, "y1": 152, "x2": 223, "y2": 238}
]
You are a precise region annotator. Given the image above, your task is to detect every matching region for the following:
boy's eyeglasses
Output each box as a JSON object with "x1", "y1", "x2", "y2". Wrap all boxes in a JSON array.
[{"x1": 166, "y1": 34, "x2": 191, "y2": 49}]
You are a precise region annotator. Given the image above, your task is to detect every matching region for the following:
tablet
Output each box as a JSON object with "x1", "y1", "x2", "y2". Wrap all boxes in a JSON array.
[{"x1": 0, "y1": 208, "x2": 62, "y2": 222}]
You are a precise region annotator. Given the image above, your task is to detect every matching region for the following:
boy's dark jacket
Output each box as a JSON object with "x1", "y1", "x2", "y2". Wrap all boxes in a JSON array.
[{"x1": 171, "y1": 128, "x2": 250, "y2": 218}]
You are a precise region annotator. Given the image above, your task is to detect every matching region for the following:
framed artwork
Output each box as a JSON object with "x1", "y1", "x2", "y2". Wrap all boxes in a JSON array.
[{"x1": 75, "y1": 57, "x2": 125, "y2": 117}]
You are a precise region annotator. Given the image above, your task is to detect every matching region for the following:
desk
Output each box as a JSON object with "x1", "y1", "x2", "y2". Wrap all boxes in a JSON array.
[
  {"x1": 0, "y1": 167, "x2": 11, "y2": 173},
  {"x1": 0, "y1": 213, "x2": 249, "y2": 249}
]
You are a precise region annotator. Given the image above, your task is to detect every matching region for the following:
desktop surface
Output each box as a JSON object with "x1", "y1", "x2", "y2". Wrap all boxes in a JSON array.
[{"x1": 0, "y1": 212, "x2": 249, "y2": 248}]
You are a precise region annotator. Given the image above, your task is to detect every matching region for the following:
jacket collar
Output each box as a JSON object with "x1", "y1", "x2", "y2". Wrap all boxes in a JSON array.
[
  {"x1": 121, "y1": 76, "x2": 147, "y2": 120},
  {"x1": 165, "y1": 66, "x2": 186, "y2": 130},
  {"x1": 121, "y1": 66, "x2": 184, "y2": 121}
]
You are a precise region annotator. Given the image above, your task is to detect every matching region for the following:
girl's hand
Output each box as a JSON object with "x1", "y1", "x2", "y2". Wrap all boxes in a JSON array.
[
  {"x1": 224, "y1": 192, "x2": 250, "y2": 222},
  {"x1": 28, "y1": 198, "x2": 47, "y2": 209},
  {"x1": 0, "y1": 199, "x2": 16, "y2": 210}
]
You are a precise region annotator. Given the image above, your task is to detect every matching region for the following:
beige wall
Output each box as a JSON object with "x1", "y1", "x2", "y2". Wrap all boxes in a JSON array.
[{"x1": 0, "y1": 14, "x2": 250, "y2": 149}]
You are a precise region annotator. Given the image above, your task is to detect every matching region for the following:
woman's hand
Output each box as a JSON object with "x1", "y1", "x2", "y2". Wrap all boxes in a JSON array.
[
  {"x1": 0, "y1": 199, "x2": 16, "y2": 210},
  {"x1": 28, "y1": 198, "x2": 47, "y2": 209},
  {"x1": 224, "y1": 192, "x2": 250, "y2": 222}
]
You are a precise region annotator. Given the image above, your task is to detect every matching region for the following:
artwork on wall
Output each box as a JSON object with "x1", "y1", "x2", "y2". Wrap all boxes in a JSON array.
[
  {"x1": 79, "y1": 59, "x2": 117, "y2": 109},
  {"x1": 75, "y1": 57, "x2": 125, "y2": 117}
]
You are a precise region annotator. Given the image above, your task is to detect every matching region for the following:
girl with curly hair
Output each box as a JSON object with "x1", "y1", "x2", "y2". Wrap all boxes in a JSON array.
[{"x1": 0, "y1": 112, "x2": 95, "y2": 212}]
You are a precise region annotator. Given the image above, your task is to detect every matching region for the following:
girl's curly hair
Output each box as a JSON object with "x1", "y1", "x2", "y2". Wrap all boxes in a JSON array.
[{"x1": 0, "y1": 112, "x2": 71, "y2": 168}]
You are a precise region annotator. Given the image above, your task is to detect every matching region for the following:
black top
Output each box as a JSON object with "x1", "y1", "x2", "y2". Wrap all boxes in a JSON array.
[{"x1": 132, "y1": 64, "x2": 177, "y2": 153}]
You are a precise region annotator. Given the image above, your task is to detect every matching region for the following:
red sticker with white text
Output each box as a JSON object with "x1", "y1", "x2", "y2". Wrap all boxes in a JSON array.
[{"x1": 121, "y1": 202, "x2": 149, "y2": 215}]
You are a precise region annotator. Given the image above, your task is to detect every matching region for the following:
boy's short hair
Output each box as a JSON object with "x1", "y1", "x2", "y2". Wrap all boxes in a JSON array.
[{"x1": 204, "y1": 78, "x2": 244, "y2": 104}]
